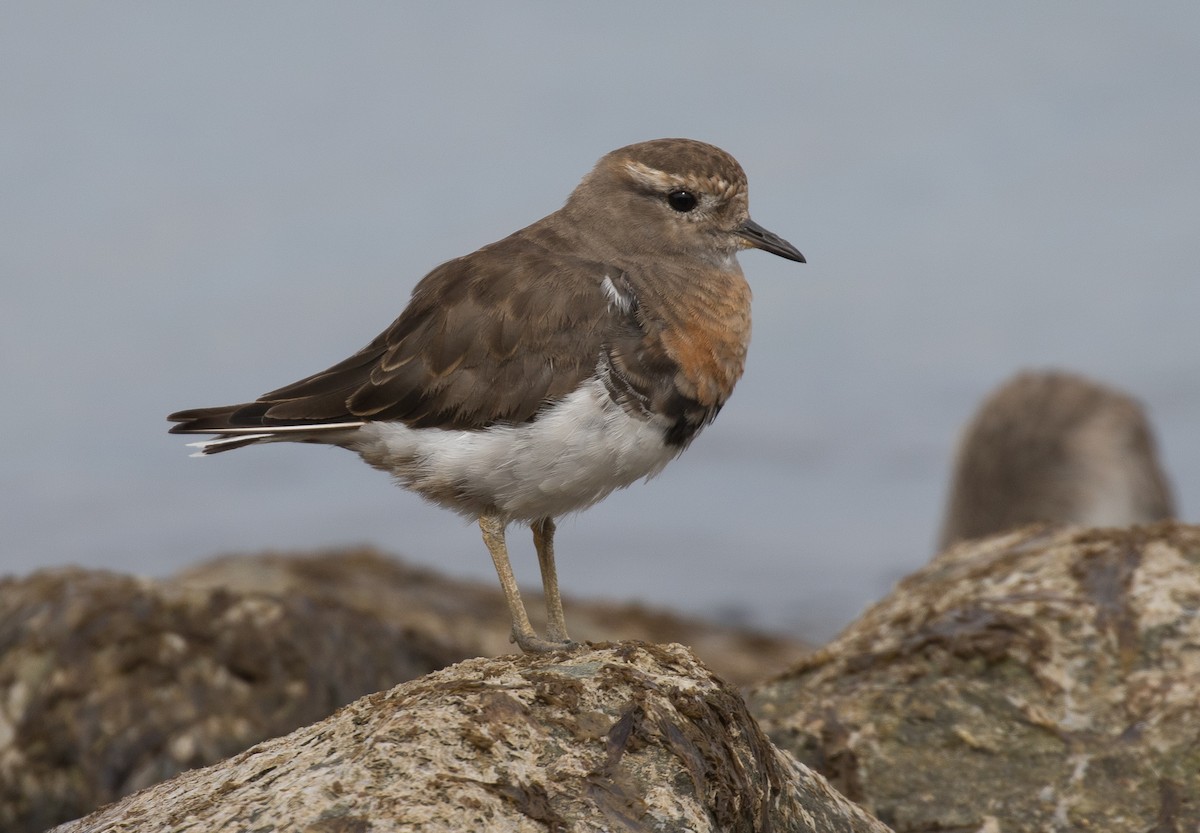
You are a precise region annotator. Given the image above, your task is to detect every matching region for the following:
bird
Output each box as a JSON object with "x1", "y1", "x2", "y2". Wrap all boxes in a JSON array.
[
  {"x1": 169, "y1": 138, "x2": 805, "y2": 653},
  {"x1": 938, "y1": 369, "x2": 1175, "y2": 551}
]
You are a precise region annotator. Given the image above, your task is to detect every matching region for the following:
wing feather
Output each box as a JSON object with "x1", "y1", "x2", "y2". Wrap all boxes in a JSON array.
[
  {"x1": 170, "y1": 227, "x2": 726, "y2": 446},
  {"x1": 173, "y1": 232, "x2": 620, "y2": 433}
]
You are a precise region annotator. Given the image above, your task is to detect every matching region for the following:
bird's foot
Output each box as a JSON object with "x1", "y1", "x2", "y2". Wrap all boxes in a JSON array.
[{"x1": 511, "y1": 628, "x2": 580, "y2": 654}]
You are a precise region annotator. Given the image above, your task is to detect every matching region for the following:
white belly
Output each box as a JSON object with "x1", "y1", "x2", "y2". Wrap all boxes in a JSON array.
[{"x1": 350, "y1": 378, "x2": 682, "y2": 521}]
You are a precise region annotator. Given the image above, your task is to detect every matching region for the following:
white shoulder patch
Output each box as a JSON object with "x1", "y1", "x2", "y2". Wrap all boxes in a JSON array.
[{"x1": 601, "y1": 275, "x2": 635, "y2": 314}]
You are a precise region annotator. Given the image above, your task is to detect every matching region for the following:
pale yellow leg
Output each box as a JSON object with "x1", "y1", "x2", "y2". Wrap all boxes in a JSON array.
[
  {"x1": 479, "y1": 514, "x2": 564, "y2": 653},
  {"x1": 532, "y1": 517, "x2": 573, "y2": 645}
]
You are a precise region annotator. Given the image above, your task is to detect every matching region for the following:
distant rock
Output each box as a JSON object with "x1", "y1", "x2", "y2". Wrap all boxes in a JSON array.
[
  {"x1": 0, "y1": 568, "x2": 455, "y2": 833},
  {"x1": 176, "y1": 546, "x2": 811, "y2": 686},
  {"x1": 938, "y1": 370, "x2": 1175, "y2": 550},
  {"x1": 53, "y1": 643, "x2": 891, "y2": 833},
  {"x1": 750, "y1": 522, "x2": 1200, "y2": 832}
]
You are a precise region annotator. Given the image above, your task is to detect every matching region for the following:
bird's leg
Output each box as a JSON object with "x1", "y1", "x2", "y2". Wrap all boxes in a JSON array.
[
  {"x1": 532, "y1": 517, "x2": 574, "y2": 645},
  {"x1": 479, "y1": 514, "x2": 561, "y2": 654}
]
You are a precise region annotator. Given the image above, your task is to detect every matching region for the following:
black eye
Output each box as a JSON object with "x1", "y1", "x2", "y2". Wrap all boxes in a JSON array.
[{"x1": 666, "y1": 189, "x2": 698, "y2": 212}]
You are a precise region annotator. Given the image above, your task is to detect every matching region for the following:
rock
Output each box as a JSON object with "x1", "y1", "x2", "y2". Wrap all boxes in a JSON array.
[
  {"x1": 1, "y1": 550, "x2": 807, "y2": 831},
  {"x1": 175, "y1": 547, "x2": 811, "y2": 687},
  {"x1": 938, "y1": 370, "x2": 1175, "y2": 550},
  {"x1": 750, "y1": 522, "x2": 1200, "y2": 833},
  {"x1": 0, "y1": 568, "x2": 456, "y2": 833},
  {"x1": 53, "y1": 643, "x2": 891, "y2": 833}
]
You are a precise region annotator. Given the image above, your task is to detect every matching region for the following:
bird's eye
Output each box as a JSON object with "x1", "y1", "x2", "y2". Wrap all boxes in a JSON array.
[{"x1": 666, "y1": 190, "x2": 698, "y2": 212}]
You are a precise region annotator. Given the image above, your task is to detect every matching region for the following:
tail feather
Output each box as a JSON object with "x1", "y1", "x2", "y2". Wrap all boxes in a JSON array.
[
  {"x1": 169, "y1": 402, "x2": 365, "y2": 455},
  {"x1": 186, "y1": 434, "x2": 276, "y2": 456},
  {"x1": 168, "y1": 402, "x2": 274, "y2": 433}
]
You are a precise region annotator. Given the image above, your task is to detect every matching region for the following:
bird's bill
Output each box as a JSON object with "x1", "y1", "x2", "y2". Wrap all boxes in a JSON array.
[{"x1": 735, "y1": 219, "x2": 806, "y2": 263}]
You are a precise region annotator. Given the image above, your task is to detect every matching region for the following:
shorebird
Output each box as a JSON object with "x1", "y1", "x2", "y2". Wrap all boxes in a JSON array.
[{"x1": 170, "y1": 138, "x2": 805, "y2": 652}]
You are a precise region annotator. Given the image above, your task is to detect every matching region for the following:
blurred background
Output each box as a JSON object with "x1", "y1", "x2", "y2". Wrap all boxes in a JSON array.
[{"x1": 3, "y1": 3, "x2": 1197, "y2": 642}]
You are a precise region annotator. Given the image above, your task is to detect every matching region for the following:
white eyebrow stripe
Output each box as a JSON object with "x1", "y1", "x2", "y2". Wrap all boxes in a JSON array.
[
  {"x1": 622, "y1": 160, "x2": 742, "y2": 203},
  {"x1": 623, "y1": 161, "x2": 681, "y2": 190}
]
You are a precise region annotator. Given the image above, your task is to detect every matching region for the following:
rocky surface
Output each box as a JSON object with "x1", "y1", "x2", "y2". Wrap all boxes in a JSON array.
[
  {"x1": 54, "y1": 642, "x2": 891, "y2": 833},
  {"x1": 0, "y1": 568, "x2": 456, "y2": 833},
  {"x1": 1, "y1": 551, "x2": 808, "y2": 831},
  {"x1": 176, "y1": 547, "x2": 811, "y2": 687},
  {"x1": 750, "y1": 522, "x2": 1200, "y2": 833}
]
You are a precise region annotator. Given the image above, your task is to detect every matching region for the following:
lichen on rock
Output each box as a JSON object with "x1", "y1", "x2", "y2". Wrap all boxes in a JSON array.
[
  {"x1": 0, "y1": 568, "x2": 454, "y2": 833},
  {"x1": 53, "y1": 642, "x2": 890, "y2": 833},
  {"x1": 750, "y1": 522, "x2": 1200, "y2": 832}
]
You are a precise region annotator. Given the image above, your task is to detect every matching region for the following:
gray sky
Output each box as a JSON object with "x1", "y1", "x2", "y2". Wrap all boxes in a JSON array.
[{"x1": 3, "y1": 3, "x2": 1198, "y2": 640}]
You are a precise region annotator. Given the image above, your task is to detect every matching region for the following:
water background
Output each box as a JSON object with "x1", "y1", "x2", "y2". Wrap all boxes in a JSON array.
[{"x1": 4, "y1": 3, "x2": 1198, "y2": 642}]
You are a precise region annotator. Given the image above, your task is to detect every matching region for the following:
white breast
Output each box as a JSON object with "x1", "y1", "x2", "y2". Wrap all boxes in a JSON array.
[{"x1": 350, "y1": 377, "x2": 682, "y2": 522}]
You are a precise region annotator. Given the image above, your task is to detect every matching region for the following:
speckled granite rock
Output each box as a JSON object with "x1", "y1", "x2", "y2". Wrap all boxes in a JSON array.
[
  {"x1": 53, "y1": 642, "x2": 891, "y2": 833},
  {"x1": 176, "y1": 547, "x2": 811, "y2": 687},
  {"x1": 0, "y1": 568, "x2": 456, "y2": 833},
  {"x1": 750, "y1": 522, "x2": 1200, "y2": 833}
]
